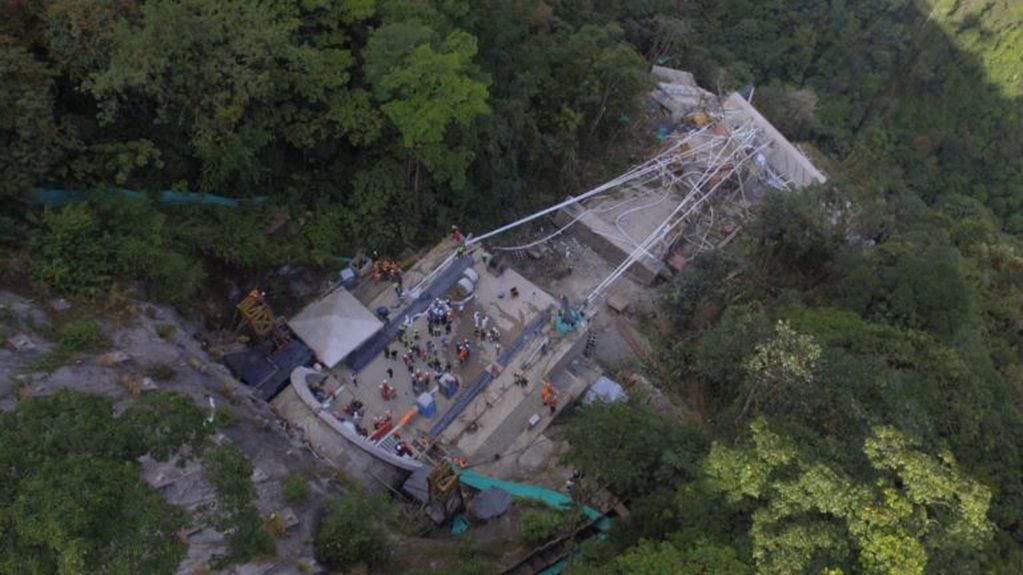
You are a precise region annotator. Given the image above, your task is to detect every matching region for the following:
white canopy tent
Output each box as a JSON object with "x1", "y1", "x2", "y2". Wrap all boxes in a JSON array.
[{"x1": 288, "y1": 287, "x2": 383, "y2": 369}]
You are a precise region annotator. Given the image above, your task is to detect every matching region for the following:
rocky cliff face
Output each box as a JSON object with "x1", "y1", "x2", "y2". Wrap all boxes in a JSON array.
[{"x1": 0, "y1": 291, "x2": 339, "y2": 574}]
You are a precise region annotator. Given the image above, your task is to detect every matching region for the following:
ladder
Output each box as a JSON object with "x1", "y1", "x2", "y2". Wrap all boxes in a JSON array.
[{"x1": 378, "y1": 435, "x2": 398, "y2": 453}]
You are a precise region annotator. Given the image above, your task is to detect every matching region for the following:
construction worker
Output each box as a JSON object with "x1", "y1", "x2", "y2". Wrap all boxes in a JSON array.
[
  {"x1": 380, "y1": 381, "x2": 396, "y2": 400},
  {"x1": 541, "y1": 381, "x2": 558, "y2": 414},
  {"x1": 451, "y1": 225, "x2": 464, "y2": 243},
  {"x1": 564, "y1": 469, "x2": 582, "y2": 493},
  {"x1": 514, "y1": 372, "x2": 528, "y2": 388}
]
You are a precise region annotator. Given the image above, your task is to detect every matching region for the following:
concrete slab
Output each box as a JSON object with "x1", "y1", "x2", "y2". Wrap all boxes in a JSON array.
[
  {"x1": 274, "y1": 249, "x2": 568, "y2": 470},
  {"x1": 442, "y1": 331, "x2": 596, "y2": 464},
  {"x1": 722, "y1": 93, "x2": 827, "y2": 187},
  {"x1": 606, "y1": 293, "x2": 629, "y2": 314},
  {"x1": 554, "y1": 182, "x2": 679, "y2": 285}
]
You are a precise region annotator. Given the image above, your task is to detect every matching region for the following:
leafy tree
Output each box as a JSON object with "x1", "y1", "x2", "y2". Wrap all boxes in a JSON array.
[
  {"x1": 520, "y1": 509, "x2": 571, "y2": 546},
  {"x1": 31, "y1": 203, "x2": 112, "y2": 295},
  {"x1": 30, "y1": 200, "x2": 205, "y2": 302},
  {"x1": 122, "y1": 391, "x2": 209, "y2": 460},
  {"x1": 667, "y1": 250, "x2": 743, "y2": 327},
  {"x1": 600, "y1": 540, "x2": 688, "y2": 575},
  {"x1": 753, "y1": 83, "x2": 820, "y2": 141},
  {"x1": 0, "y1": 390, "x2": 210, "y2": 574},
  {"x1": 203, "y1": 443, "x2": 275, "y2": 567},
  {"x1": 565, "y1": 400, "x2": 708, "y2": 498},
  {"x1": 0, "y1": 38, "x2": 70, "y2": 202},
  {"x1": 314, "y1": 496, "x2": 392, "y2": 571},
  {"x1": 705, "y1": 419, "x2": 994, "y2": 575},
  {"x1": 747, "y1": 187, "x2": 842, "y2": 287},
  {"x1": 363, "y1": 19, "x2": 439, "y2": 94},
  {"x1": 40, "y1": 0, "x2": 125, "y2": 81},
  {"x1": 686, "y1": 306, "x2": 774, "y2": 412},
  {"x1": 376, "y1": 28, "x2": 489, "y2": 190},
  {"x1": 593, "y1": 539, "x2": 751, "y2": 575},
  {"x1": 3, "y1": 456, "x2": 188, "y2": 574},
  {"x1": 87, "y1": 0, "x2": 301, "y2": 189},
  {"x1": 833, "y1": 238, "x2": 971, "y2": 340},
  {"x1": 349, "y1": 159, "x2": 412, "y2": 252},
  {"x1": 735, "y1": 320, "x2": 822, "y2": 423}
]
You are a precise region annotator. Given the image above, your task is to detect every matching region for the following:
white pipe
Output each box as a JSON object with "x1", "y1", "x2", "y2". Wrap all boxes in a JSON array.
[
  {"x1": 467, "y1": 125, "x2": 716, "y2": 246},
  {"x1": 584, "y1": 137, "x2": 770, "y2": 307},
  {"x1": 613, "y1": 168, "x2": 705, "y2": 252},
  {"x1": 588, "y1": 140, "x2": 767, "y2": 304},
  {"x1": 586, "y1": 142, "x2": 737, "y2": 299},
  {"x1": 491, "y1": 171, "x2": 673, "y2": 253}
]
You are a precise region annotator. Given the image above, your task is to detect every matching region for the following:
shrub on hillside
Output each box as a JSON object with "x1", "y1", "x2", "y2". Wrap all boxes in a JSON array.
[
  {"x1": 314, "y1": 497, "x2": 391, "y2": 570},
  {"x1": 283, "y1": 474, "x2": 310, "y2": 504},
  {"x1": 520, "y1": 509, "x2": 568, "y2": 546},
  {"x1": 32, "y1": 204, "x2": 113, "y2": 295}
]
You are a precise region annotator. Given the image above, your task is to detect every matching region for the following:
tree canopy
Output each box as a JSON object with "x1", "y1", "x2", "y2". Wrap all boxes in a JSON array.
[
  {"x1": 0, "y1": 390, "x2": 210, "y2": 574},
  {"x1": 1, "y1": 1, "x2": 1022, "y2": 572},
  {"x1": 1, "y1": 0, "x2": 652, "y2": 302}
]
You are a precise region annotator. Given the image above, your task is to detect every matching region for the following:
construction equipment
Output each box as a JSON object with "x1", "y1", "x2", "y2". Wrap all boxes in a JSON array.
[
  {"x1": 236, "y1": 289, "x2": 275, "y2": 337},
  {"x1": 429, "y1": 461, "x2": 461, "y2": 503}
]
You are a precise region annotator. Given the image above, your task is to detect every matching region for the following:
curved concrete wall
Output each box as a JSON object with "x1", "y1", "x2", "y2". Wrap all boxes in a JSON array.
[{"x1": 290, "y1": 367, "x2": 423, "y2": 471}]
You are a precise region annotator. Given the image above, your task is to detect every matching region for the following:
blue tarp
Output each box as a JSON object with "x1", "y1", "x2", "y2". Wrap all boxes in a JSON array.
[
  {"x1": 31, "y1": 188, "x2": 265, "y2": 208},
  {"x1": 451, "y1": 514, "x2": 469, "y2": 535},
  {"x1": 457, "y1": 469, "x2": 612, "y2": 532},
  {"x1": 224, "y1": 340, "x2": 313, "y2": 400},
  {"x1": 582, "y1": 376, "x2": 627, "y2": 405}
]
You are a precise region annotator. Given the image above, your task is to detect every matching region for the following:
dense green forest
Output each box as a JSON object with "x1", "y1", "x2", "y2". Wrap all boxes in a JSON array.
[
  {"x1": 2, "y1": 1, "x2": 1023, "y2": 574},
  {"x1": 560, "y1": 1, "x2": 1023, "y2": 574},
  {"x1": 1, "y1": 0, "x2": 649, "y2": 303}
]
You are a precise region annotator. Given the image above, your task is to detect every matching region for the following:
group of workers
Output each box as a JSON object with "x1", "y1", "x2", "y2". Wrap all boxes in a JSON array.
[
  {"x1": 372, "y1": 257, "x2": 402, "y2": 283},
  {"x1": 336, "y1": 399, "x2": 370, "y2": 437},
  {"x1": 472, "y1": 311, "x2": 502, "y2": 344},
  {"x1": 426, "y1": 299, "x2": 455, "y2": 336},
  {"x1": 320, "y1": 236, "x2": 569, "y2": 463}
]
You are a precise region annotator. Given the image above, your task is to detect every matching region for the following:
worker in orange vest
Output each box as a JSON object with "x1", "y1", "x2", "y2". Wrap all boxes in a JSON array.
[{"x1": 541, "y1": 382, "x2": 558, "y2": 414}]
